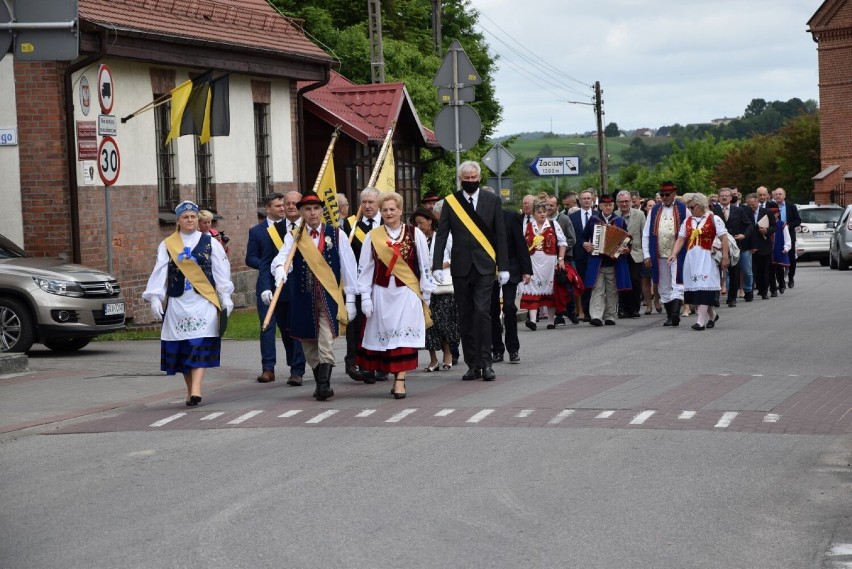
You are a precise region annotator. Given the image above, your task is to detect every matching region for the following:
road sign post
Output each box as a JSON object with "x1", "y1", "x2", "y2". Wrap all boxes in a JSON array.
[{"x1": 483, "y1": 144, "x2": 515, "y2": 202}]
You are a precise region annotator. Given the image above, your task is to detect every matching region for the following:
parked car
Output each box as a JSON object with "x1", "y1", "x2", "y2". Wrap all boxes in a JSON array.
[
  {"x1": 829, "y1": 205, "x2": 852, "y2": 271},
  {"x1": 794, "y1": 204, "x2": 844, "y2": 265},
  {"x1": 0, "y1": 233, "x2": 126, "y2": 352}
]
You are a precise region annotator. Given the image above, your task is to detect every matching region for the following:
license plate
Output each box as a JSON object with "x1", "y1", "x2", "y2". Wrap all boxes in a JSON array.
[
  {"x1": 104, "y1": 302, "x2": 124, "y2": 316},
  {"x1": 813, "y1": 231, "x2": 830, "y2": 238}
]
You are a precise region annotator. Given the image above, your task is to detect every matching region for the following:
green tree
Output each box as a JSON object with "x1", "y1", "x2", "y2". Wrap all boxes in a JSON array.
[{"x1": 604, "y1": 122, "x2": 620, "y2": 137}]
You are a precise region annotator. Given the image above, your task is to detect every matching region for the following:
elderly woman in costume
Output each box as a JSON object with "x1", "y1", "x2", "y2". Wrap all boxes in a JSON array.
[
  {"x1": 519, "y1": 199, "x2": 569, "y2": 330},
  {"x1": 766, "y1": 200, "x2": 791, "y2": 296},
  {"x1": 357, "y1": 192, "x2": 435, "y2": 399},
  {"x1": 142, "y1": 200, "x2": 234, "y2": 406},
  {"x1": 668, "y1": 193, "x2": 729, "y2": 330},
  {"x1": 411, "y1": 207, "x2": 457, "y2": 372}
]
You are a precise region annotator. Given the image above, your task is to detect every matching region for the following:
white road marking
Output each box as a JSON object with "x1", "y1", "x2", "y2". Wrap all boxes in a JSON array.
[
  {"x1": 278, "y1": 410, "x2": 302, "y2": 418},
  {"x1": 355, "y1": 409, "x2": 376, "y2": 418},
  {"x1": 763, "y1": 413, "x2": 781, "y2": 423},
  {"x1": 829, "y1": 543, "x2": 852, "y2": 556},
  {"x1": 435, "y1": 409, "x2": 455, "y2": 417},
  {"x1": 678, "y1": 411, "x2": 696, "y2": 420},
  {"x1": 306, "y1": 410, "x2": 338, "y2": 424},
  {"x1": 227, "y1": 410, "x2": 263, "y2": 425},
  {"x1": 715, "y1": 412, "x2": 738, "y2": 428},
  {"x1": 386, "y1": 409, "x2": 417, "y2": 423},
  {"x1": 548, "y1": 409, "x2": 575, "y2": 424},
  {"x1": 515, "y1": 409, "x2": 534, "y2": 418},
  {"x1": 630, "y1": 410, "x2": 656, "y2": 425},
  {"x1": 150, "y1": 413, "x2": 186, "y2": 427},
  {"x1": 466, "y1": 409, "x2": 494, "y2": 423},
  {"x1": 200, "y1": 412, "x2": 224, "y2": 421},
  {"x1": 595, "y1": 410, "x2": 615, "y2": 419}
]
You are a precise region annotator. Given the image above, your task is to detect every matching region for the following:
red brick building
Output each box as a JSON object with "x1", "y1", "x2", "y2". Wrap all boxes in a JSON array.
[{"x1": 808, "y1": 0, "x2": 852, "y2": 205}]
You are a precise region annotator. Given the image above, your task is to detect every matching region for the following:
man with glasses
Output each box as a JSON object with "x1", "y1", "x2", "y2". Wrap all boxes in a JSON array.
[{"x1": 642, "y1": 181, "x2": 688, "y2": 326}]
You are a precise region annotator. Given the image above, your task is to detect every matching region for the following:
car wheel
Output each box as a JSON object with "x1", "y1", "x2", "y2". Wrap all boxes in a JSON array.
[
  {"x1": 43, "y1": 337, "x2": 92, "y2": 352},
  {"x1": 830, "y1": 243, "x2": 839, "y2": 270},
  {"x1": 0, "y1": 298, "x2": 35, "y2": 353},
  {"x1": 840, "y1": 254, "x2": 850, "y2": 271}
]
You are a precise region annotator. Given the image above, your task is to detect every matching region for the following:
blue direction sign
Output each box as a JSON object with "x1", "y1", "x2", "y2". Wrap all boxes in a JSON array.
[{"x1": 529, "y1": 156, "x2": 580, "y2": 176}]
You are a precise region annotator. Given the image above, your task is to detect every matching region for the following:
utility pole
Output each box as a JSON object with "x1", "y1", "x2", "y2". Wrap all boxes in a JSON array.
[
  {"x1": 594, "y1": 80, "x2": 608, "y2": 197},
  {"x1": 367, "y1": 0, "x2": 385, "y2": 83},
  {"x1": 431, "y1": 0, "x2": 442, "y2": 56}
]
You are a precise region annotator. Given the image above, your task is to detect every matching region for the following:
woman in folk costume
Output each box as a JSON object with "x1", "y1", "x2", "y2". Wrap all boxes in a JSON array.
[
  {"x1": 357, "y1": 192, "x2": 435, "y2": 399},
  {"x1": 668, "y1": 193, "x2": 729, "y2": 331},
  {"x1": 766, "y1": 201, "x2": 791, "y2": 296},
  {"x1": 411, "y1": 207, "x2": 458, "y2": 372},
  {"x1": 519, "y1": 199, "x2": 568, "y2": 330},
  {"x1": 143, "y1": 200, "x2": 234, "y2": 406}
]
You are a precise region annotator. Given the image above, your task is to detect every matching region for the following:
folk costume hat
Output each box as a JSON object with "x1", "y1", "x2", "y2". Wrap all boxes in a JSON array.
[
  {"x1": 421, "y1": 191, "x2": 440, "y2": 204},
  {"x1": 659, "y1": 181, "x2": 678, "y2": 195},
  {"x1": 765, "y1": 200, "x2": 780, "y2": 212},
  {"x1": 598, "y1": 194, "x2": 615, "y2": 204},
  {"x1": 296, "y1": 192, "x2": 323, "y2": 209},
  {"x1": 175, "y1": 200, "x2": 200, "y2": 216}
]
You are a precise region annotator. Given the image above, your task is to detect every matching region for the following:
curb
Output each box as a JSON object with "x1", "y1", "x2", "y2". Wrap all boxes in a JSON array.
[{"x1": 0, "y1": 353, "x2": 29, "y2": 376}]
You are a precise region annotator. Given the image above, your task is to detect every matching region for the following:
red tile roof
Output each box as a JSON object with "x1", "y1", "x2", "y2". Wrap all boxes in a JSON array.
[
  {"x1": 79, "y1": 0, "x2": 333, "y2": 63},
  {"x1": 300, "y1": 72, "x2": 438, "y2": 147}
]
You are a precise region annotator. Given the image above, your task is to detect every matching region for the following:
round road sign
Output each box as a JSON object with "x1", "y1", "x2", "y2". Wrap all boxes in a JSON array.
[
  {"x1": 434, "y1": 104, "x2": 482, "y2": 152},
  {"x1": 98, "y1": 136, "x2": 120, "y2": 186},
  {"x1": 97, "y1": 64, "x2": 114, "y2": 114}
]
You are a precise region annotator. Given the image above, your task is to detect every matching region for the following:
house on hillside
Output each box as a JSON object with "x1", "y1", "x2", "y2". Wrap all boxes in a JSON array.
[
  {"x1": 710, "y1": 117, "x2": 738, "y2": 126},
  {"x1": 632, "y1": 128, "x2": 654, "y2": 137},
  {"x1": 808, "y1": 0, "x2": 852, "y2": 205}
]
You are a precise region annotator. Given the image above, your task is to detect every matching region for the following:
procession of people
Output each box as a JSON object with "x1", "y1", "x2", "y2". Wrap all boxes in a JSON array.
[{"x1": 144, "y1": 162, "x2": 804, "y2": 404}]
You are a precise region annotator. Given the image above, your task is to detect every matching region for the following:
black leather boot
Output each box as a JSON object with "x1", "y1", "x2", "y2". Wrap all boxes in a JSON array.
[
  {"x1": 312, "y1": 366, "x2": 320, "y2": 398},
  {"x1": 670, "y1": 300, "x2": 682, "y2": 326},
  {"x1": 314, "y1": 363, "x2": 335, "y2": 401},
  {"x1": 662, "y1": 301, "x2": 674, "y2": 326}
]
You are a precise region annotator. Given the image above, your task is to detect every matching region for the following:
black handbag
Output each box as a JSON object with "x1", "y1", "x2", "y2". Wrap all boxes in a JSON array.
[
  {"x1": 218, "y1": 308, "x2": 228, "y2": 337},
  {"x1": 554, "y1": 267, "x2": 569, "y2": 286}
]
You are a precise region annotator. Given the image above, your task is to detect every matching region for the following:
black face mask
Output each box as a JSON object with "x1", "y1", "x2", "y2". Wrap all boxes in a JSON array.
[{"x1": 461, "y1": 180, "x2": 479, "y2": 193}]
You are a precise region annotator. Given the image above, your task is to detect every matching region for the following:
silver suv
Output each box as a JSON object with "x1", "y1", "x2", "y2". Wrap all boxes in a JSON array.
[{"x1": 0, "y1": 233, "x2": 126, "y2": 352}]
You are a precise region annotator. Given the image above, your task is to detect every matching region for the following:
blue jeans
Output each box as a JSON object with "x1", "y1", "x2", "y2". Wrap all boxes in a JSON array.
[
  {"x1": 256, "y1": 295, "x2": 305, "y2": 376},
  {"x1": 738, "y1": 249, "x2": 753, "y2": 292}
]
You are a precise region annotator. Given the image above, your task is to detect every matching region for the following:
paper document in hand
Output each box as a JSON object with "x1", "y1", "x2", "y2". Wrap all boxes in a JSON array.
[{"x1": 757, "y1": 215, "x2": 769, "y2": 229}]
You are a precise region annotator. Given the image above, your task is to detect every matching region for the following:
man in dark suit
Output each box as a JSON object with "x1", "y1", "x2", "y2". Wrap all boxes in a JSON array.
[
  {"x1": 245, "y1": 191, "x2": 305, "y2": 385},
  {"x1": 772, "y1": 187, "x2": 801, "y2": 288},
  {"x1": 712, "y1": 187, "x2": 753, "y2": 307},
  {"x1": 744, "y1": 192, "x2": 776, "y2": 299},
  {"x1": 568, "y1": 189, "x2": 597, "y2": 320},
  {"x1": 491, "y1": 206, "x2": 532, "y2": 364},
  {"x1": 432, "y1": 161, "x2": 509, "y2": 381}
]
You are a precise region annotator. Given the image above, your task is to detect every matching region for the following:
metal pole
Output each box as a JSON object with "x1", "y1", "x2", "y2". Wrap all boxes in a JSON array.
[
  {"x1": 496, "y1": 147, "x2": 502, "y2": 202},
  {"x1": 105, "y1": 186, "x2": 113, "y2": 274},
  {"x1": 453, "y1": 47, "x2": 461, "y2": 190},
  {"x1": 555, "y1": 176, "x2": 559, "y2": 199},
  {"x1": 595, "y1": 80, "x2": 608, "y2": 197}
]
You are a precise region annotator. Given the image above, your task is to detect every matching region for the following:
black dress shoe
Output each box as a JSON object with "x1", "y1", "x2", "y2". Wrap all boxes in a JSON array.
[
  {"x1": 374, "y1": 371, "x2": 389, "y2": 381},
  {"x1": 744, "y1": 291, "x2": 754, "y2": 302},
  {"x1": 691, "y1": 323, "x2": 705, "y2": 331},
  {"x1": 361, "y1": 370, "x2": 377, "y2": 385},
  {"x1": 462, "y1": 367, "x2": 481, "y2": 381},
  {"x1": 482, "y1": 367, "x2": 496, "y2": 381},
  {"x1": 788, "y1": 277, "x2": 794, "y2": 288},
  {"x1": 761, "y1": 293, "x2": 769, "y2": 299},
  {"x1": 568, "y1": 315, "x2": 580, "y2": 324},
  {"x1": 190, "y1": 395, "x2": 202, "y2": 405},
  {"x1": 771, "y1": 291, "x2": 778, "y2": 297},
  {"x1": 452, "y1": 356, "x2": 459, "y2": 366},
  {"x1": 346, "y1": 364, "x2": 364, "y2": 382},
  {"x1": 589, "y1": 318, "x2": 603, "y2": 326},
  {"x1": 525, "y1": 321, "x2": 537, "y2": 331},
  {"x1": 779, "y1": 286, "x2": 785, "y2": 294},
  {"x1": 492, "y1": 352, "x2": 504, "y2": 363},
  {"x1": 509, "y1": 352, "x2": 520, "y2": 363},
  {"x1": 706, "y1": 314, "x2": 719, "y2": 329},
  {"x1": 727, "y1": 300, "x2": 737, "y2": 307},
  {"x1": 604, "y1": 319, "x2": 616, "y2": 326}
]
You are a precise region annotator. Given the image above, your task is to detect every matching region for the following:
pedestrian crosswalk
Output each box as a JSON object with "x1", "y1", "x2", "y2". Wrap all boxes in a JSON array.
[{"x1": 146, "y1": 407, "x2": 792, "y2": 431}]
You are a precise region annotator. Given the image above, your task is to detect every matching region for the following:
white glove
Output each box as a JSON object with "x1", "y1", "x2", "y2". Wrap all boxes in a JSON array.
[
  {"x1": 150, "y1": 297, "x2": 164, "y2": 321},
  {"x1": 273, "y1": 266, "x2": 287, "y2": 288},
  {"x1": 361, "y1": 297, "x2": 373, "y2": 318},
  {"x1": 424, "y1": 296, "x2": 431, "y2": 307},
  {"x1": 346, "y1": 301, "x2": 357, "y2": 322},
  {"x1": 432, "y1": 269, "x2": 444, "y2": 284},
  {"x1": 261, "y1": 290, "x2": 273, "y2": 305},
  {"x1": 222, "y1": 297, "x2": 234, "y2": 316},
  {"x1": 498, "y1": 271, "x2": 510, "y2": 286}
]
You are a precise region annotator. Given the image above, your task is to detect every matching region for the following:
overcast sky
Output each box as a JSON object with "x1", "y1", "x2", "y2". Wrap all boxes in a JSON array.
[{"x1": 468, "y1": 0, "x2": 821, "y2": 137}]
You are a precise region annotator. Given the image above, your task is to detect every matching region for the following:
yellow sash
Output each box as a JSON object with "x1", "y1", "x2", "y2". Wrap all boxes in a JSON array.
[
  {"x1": 295, "y1": 228, "x2": 348, "y2": 327},
  {"x1": 445, "y1": 193, "x2": 496, "y2": 262},
  {"x1": 267, "y1": 224, "x2": 284, "y2": 251},
  {"x1": 370, "y1": 226, "x2": 433, "y2": 328},
  {"x1": 164, "y1": 232, "x2": 221, "y2": 310},
  {"x1": 347, "y1": 215, "x2": 367, "y2": 244}
]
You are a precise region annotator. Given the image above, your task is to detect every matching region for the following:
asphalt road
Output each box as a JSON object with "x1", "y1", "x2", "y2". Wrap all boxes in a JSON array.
[{"x1": 1, "y1": 262, "x2": 851, "y2": 569}]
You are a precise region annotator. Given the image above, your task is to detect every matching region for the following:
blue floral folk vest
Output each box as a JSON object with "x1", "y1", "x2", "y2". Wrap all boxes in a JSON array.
[{"x1": 166, "y1": 233, "x2": 215, "y2": 298}]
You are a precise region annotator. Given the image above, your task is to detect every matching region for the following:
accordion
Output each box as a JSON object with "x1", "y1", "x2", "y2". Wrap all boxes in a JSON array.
[{"x1": 591, "y1": 224, "x2": 632, "y2": 258}]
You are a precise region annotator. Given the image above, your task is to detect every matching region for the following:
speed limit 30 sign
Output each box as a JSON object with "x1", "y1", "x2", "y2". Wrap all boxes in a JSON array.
[{"x1": 98, "y1": 136, "x2": 120, "y2": 186}]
